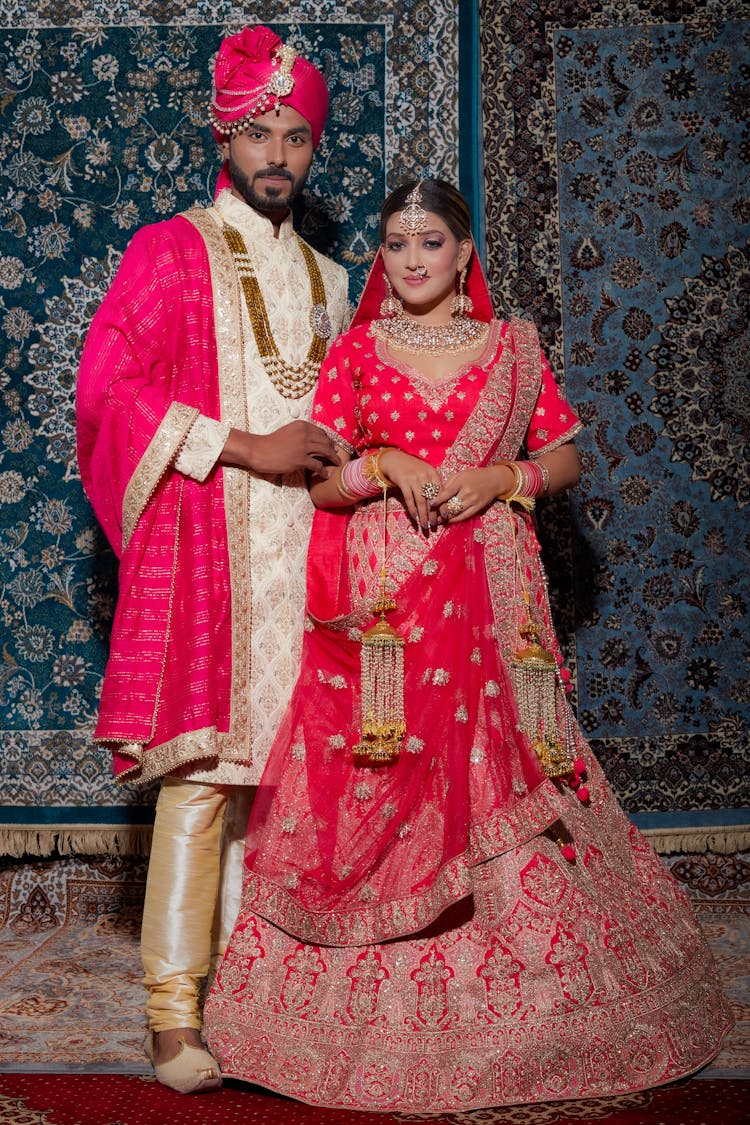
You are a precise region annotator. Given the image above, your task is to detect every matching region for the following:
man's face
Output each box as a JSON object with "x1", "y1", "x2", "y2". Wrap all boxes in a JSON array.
[{"x1": 221, "y1": 104, "x2": 315, "y2": 218}]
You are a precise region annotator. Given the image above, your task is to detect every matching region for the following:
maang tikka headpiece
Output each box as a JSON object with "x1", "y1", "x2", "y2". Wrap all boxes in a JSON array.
[{"x1": 399, "y1": 182, "x2": 428, "y2": 235}]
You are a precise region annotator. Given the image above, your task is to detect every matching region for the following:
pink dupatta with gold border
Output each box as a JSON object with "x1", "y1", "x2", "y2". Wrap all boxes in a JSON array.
[{"x1": 77, "y1": 211, "x2": 243, "y2": 779}]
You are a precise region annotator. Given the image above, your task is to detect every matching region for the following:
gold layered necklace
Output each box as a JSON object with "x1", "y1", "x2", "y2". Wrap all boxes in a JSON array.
[
  {"x1": 221, "y1": 223, "x2": 331, "y2": 399},
  {"x1": 372, "y1": 312, "x2": 489, "y2": 356}
]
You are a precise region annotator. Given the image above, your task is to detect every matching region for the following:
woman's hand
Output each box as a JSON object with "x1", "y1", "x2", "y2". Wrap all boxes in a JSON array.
[
  {"x1": 378, "y1": 449, "x2": 442, "y2": 530},
  {"x1": 432, "y1": 466, "x2": 510, "y2": 523},
  {"x1": 432, "y1": 443, "x2": 581, "y2": 522}
]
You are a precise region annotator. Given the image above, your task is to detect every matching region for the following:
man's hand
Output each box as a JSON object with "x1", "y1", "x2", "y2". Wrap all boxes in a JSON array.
[{"x1": 220, "y1": 422, "x2": 338, "y2": 475}]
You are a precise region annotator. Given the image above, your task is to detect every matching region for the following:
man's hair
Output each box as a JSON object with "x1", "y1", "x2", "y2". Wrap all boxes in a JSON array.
[{"x1": 379, "y1": 178, "x2": 472, "y2": 243}]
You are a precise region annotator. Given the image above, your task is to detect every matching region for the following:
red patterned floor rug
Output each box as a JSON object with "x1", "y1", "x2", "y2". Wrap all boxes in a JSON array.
[{"x1": 0, "y1": 1075, "x2": 748, "y2": 1125}]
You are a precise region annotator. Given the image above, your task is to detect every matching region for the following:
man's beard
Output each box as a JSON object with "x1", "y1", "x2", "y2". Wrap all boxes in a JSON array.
[{"x1": 228, "y1": 155, "x2": 307, "y2": 214}]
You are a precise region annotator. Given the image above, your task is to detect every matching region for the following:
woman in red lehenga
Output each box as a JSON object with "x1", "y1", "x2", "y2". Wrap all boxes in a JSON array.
[{"x1": 203, "y1": 179, "x2": 732, "y2": 1113}]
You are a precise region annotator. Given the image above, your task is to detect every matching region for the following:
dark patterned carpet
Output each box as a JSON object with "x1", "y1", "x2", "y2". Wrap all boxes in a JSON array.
[{"x1": 479, "y1": 0, "x2": 749, "y2": 836}]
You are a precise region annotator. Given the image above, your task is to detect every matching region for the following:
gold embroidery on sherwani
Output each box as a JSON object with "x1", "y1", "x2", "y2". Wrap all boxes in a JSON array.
[
  {"x1": 122, "y1": 401, "x2": 198, "y2": 549},
  {"x1": 182, "y1": 200, "x2": 349, "y2": 783},
  {"x1": 185, "y1": 205, "x2": 254, "y2": 767},
  {"x1": 114, "y1": 726, "x2": 226, "y2": 782}
]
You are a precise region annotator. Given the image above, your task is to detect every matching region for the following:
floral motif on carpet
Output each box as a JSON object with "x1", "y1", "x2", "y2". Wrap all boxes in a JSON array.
[
  {"x1": 0, "y1": 1074, "x2": 748, "y2": 1124},
  {"x1": 479, "y1": 0, "x2": 749, "y2": 818},
  {"x1": 0, "y1": 0, "x2": 467, "y2": 855},
  {"x1": 0, "y1": 857, "x2": 149, "y2": 1069}
]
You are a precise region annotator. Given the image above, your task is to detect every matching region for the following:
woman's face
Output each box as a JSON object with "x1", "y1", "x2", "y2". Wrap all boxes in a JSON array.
[{"x1": 382, "y1": 210, "x2": 472, "y2": 316}]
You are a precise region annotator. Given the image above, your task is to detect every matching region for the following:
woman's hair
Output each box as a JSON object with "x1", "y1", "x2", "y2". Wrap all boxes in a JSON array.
[{"x1": 379, "y1": 178, "x2": 472, "y2": 243}]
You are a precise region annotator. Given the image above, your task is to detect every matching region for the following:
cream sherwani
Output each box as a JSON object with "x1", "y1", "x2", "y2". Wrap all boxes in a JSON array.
[
  {"x1": 141, "y1": 189, "x2": 349, "y2": 1030},
  {"x1": 176, "y1": 190, "x2": 349, "y2": 785}
]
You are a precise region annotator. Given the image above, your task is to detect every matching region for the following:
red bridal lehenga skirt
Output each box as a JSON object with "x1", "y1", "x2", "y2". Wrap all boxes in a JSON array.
[
  {"x1": 203, "y1": 752, "x2": 732, "y2": 1113},
  {"x1": 203, "y1": 502, "x2": 731, "y2": 1111}
]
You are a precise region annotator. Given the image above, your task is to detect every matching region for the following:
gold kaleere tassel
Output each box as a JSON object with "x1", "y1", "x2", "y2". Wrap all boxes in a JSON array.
[
  {"x1": 503, "y1": 501, "x2": 586, "y2": 865},
  {"x1": 504, "y1": 491, "x2": 575, "y2": 781},
  {"x1": 354, "y1": 592, "x2": 406, "y2": 764},
  {"x1": 510, "y1": 611, "x2": 574, "y2": 779},
  {"x1": 353, "y1": 464, "x2": 406, "y2": 765}
]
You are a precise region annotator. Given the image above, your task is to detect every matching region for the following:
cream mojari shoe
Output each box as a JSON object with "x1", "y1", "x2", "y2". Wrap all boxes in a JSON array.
[{"x1": 144, "y1": 1031, "x2": 222, "y2": 1094}]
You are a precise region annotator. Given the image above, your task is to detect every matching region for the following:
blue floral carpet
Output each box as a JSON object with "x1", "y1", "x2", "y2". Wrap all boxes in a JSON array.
[
  {"x1": 479, "y1": 0, "x2": 750, "y2": 846},
  {"x1": 0, "y1": 0, "x2": 475, "y2": 855}
]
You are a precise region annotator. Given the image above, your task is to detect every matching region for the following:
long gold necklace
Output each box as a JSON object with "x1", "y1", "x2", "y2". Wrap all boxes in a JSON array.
[
  {"x1": 221, "y1": 223, "x2": 331, "y2": 399},
  {"x1": 372, "y1": 312, "x2": 489, "y2": 356}
]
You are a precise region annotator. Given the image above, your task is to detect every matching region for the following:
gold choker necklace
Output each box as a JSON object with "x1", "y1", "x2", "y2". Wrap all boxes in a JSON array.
[
  {"x1": 221, "y1": 223, "x2": 331, "y2": 399},
  {"x1": 372, "y1": 312, "x2": 489, "y2": 356}
]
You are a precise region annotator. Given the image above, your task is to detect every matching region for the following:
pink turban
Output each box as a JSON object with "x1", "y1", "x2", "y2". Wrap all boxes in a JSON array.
[{"x1": 209, "y1": 25, "x2": 329, "y2": 148}]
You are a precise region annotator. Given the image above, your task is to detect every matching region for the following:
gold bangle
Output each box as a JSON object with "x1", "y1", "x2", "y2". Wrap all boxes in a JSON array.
[
  {"x1": 508, "y1": 462, "x2": 526, "y2": 500},
  {"x1": 494, "y1": 459, "x2": 523, "y2": 501},
  {"x1": 363, "y1": 446, "x2": 395, "y2": 490}
]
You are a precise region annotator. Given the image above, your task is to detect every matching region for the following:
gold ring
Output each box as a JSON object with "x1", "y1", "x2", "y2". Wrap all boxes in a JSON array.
[
  {"x1": 446, "y1": 495, "x2": 464, "y2": 516},
  {"x1": 422, "y1": 481, "x2": 440, "y2": 501}
]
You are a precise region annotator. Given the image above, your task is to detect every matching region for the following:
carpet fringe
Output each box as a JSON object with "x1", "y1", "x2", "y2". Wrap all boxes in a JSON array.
[
  {"x1": 1, "y1": 824, "x2": 747, "y2": 860},
  {"x1": 0, "y1": 825, "x2": 153, "y2": 858},
  {"x1": 642, "y1": 824, "x2": 750, "y2": 854}
]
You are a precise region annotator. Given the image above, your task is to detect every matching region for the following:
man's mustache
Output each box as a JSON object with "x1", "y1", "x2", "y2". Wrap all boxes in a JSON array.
[{"x1": 254, "y1": 169, "x2": 294, "y2": 183}]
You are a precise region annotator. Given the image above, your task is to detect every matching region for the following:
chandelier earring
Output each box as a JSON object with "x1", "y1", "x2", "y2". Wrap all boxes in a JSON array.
[
  {"x1": 450, "y1": 267, "x2": 473, "y2": 317},
  {"x1": 380, "y1": 275, "x2": 403, "y2": 318}
]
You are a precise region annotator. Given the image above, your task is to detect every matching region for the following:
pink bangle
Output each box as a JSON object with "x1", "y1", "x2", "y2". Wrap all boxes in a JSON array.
[
  {"x1": 341, "y1": 457, "x2": 382, "y2": 499},
  {"x1": 522, "y1": 461, "x2": 544, "y2": 497},
  {"x1": 525, "y1": 459, "x2": 550, "y2": 496},
  {"x1": 335, "y1": 468, "x2": 359, "y2": 501},
  {"x1": 495, "y1": 459, "x2": 548, "y2": 500}
]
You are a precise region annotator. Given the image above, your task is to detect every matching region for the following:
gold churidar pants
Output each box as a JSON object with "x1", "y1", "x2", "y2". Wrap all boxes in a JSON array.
[{"x1": 141, "y1": 777, "x2": 252, "y2": 1032}]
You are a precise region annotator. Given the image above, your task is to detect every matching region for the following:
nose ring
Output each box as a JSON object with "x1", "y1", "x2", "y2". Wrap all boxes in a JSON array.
[{"x1": 416, "y1": 265, "x2": 428, "y2": 278}]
